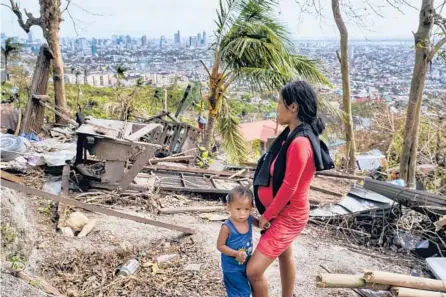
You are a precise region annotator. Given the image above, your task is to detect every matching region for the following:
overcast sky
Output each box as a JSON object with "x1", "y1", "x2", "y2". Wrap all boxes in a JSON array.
[{"x1": 0, "y1": 0, "x2": 432, "y2": 40}]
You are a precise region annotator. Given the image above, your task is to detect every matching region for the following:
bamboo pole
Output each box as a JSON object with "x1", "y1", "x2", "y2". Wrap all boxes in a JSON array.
[
  {"x1": 364, "y1": 271, "x2": 446, "y2": 292},
  {"x1": 391, "y1": 287, "x2": 446, "y2": 297},
  {"x1": 316, "y1": 274, "x2": 390, "y2": 290}
]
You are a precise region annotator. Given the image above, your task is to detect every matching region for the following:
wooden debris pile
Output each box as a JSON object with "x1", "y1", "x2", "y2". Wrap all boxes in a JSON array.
[
  {"x1": 310, "y1": 178, "x2": 446, "y2": 257},
  {"x1": 41, "y1": 238, "x2": 225, "y2": 297},
  {"x1": 317, "y1": 271, "x2": 446, "y2": 297}
]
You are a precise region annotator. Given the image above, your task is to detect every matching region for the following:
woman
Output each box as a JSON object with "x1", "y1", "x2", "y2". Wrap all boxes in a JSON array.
[{"x1": 247, "y1": 80, "x2": 334, "y2": 297}]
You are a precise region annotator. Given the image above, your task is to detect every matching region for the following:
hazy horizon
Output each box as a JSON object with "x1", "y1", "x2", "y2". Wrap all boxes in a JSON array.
[{"x1": 0, "y1": 0, "x2": 434, "y2": 41}]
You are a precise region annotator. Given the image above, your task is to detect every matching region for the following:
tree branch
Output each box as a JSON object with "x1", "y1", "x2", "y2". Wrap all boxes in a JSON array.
[
  {"x1": 428, "y1": 37, "x2": 446, "y2": 62},
  {"x1": 8, "y1": 0, "x2": 41, "y2": 33},
  {"x1": 428, "y1": 12, "x2": 446, "y2": 62}
]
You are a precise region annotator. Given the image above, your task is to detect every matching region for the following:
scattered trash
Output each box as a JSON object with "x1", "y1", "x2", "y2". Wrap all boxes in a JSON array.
[
  {"x1": 156, "y1": 254, "x2": 178, "y2": 264},
  {"x1": 117, "y1": 251, "x2": 146, "y2": 277},
  {"x1": 42, "y1": 180, "x2": 62, "y2": 195},
  {"x1": 117, "y1": 258, "x2": 140, "y2": 277},
  {"x1": 0, "y1": 134, "x2": 28, "y2": 161},
  {"x1": 19, "y1": 132, "x2": 41, "y2": 142}
]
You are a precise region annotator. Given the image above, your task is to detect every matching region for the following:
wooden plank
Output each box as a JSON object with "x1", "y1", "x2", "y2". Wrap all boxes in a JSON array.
[
  {"x1": 144, "y1": 164, "x2": 251, "y2": 178},
  {"x1": 316, "y1": 171, "x2": 364, "y2": 181},
  {"x1": 57, "y1": 165, "x2": 69, "y2": 230},
  {"x1": 122, "y1": 122, "x2": 133, "y2": 137},
  {"x1": 0, "y1": 170, "x2": 24, "y2": 184},
  {"x1": 159, "y1": 206, "x2": 226, "y2": 214},
  {"x1": 39, "y1": 101, "x2": 78, "y2": 126},
  {"x1": 229, "y1": 169, "x2": 247, "y2": 179},
  {"x1": 148, "y1": 155, "x2": 194, "y2": 164},
  {"x1": 118, "y1": 146, "x2": 156, "y2": 191},
  {"x1": 1, "y1": 179, "x2": 195, "y2": 234},
  {"x1": 158, "y1": 185, "x2": 230, "y2": 195},
  {"x1": 310, "y1": 185, "x2": 344, "y2": 197},
  {"x1": 124, "y1": 124, "x2": 162, "y2": 141}
]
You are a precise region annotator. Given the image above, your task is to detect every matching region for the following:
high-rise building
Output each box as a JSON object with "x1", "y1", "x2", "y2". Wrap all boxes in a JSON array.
[
  {"x1": 197, "y1": 33, "x2": 201, "y2": 46},
  {"x1": 202, "y1": 31, "x2": 207, "y2": 46},
  {"x1": 160, "y1": 35, "x2": 166, "y2": 49},
  {"x1": 27, "y1": 31, "x2": 34, "y2": 43},
  {"x1": 174, "y1": 30, "x2": 181, "y2": 44},
  {"x1": 126, "y1": 35, "x2": 132, "y2": 45},
  {"x1": 141, "y1": 35, "x2": 147, "y2": 46},
  {"x1": 112, "y1": 35, "x2": 118, "y2": 44},
  {"x1": 92, "y1": 38, "x2": 97, "y2": 46},
  {"x1": 91, "y1": 45, "x2": 97, "y2": 55},
  {"x1": 189, "y1": 36, "x2": 197, "y2": 47}
]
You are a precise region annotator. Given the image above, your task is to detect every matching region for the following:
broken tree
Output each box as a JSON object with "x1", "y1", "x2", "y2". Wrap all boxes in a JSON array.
[
  {"x1": 400, "y1": 1, "x2": 446, "y2": 186},
  {"x1": 7, "y1": 0, "x2": 68, "y2": 123}
]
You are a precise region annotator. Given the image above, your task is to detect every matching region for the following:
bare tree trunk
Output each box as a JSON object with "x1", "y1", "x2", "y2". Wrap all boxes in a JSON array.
[
  {"x1": 332, "y1": 0, "x2": 356, "y2": 174},
  {"x1": 46, "y1": 30, "x2": 67, "y2": 123},
  {"x1": 400, "y1": 0, "x2": 434, "y2": 187}
]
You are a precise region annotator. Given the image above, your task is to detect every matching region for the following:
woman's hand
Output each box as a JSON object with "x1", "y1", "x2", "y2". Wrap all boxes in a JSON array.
[{"x1": 259, "y1": 215, "x2": 270, "y2": 230}]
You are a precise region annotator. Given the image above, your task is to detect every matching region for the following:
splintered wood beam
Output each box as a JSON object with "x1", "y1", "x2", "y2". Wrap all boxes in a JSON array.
[
  {"x1": 118, "y1": 146, "x2": 156, "y2": 192},
  {"x1": 0, "y1": 170, "x2": 24, "y2": 184},
  {"x1": 124, "y1": 123, "x2": 162, "y2": 141},
  {"x1": 1, "y1": 180, "x2": 195, "y2": 234}
]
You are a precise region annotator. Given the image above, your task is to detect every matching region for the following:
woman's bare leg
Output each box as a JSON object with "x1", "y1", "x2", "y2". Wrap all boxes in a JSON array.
[
  {"x1": 247, "y1": 250, "x2": 275, "y2": 297},
  {"x1": 278, "y1": 246, "x2": 295, "y2": 297}
]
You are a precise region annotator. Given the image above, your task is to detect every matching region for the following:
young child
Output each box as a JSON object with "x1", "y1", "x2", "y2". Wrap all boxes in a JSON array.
[{"x1": 217, "y1": 186, "x2": 258, "y2": 297}]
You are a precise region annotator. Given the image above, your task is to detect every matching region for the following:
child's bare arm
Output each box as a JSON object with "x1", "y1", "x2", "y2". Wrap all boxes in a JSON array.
[
  {"x1": 250, "y1": 215, "x2": 260, "y2": 228},
  {"x1": 217, "y1": 225, "x2": 237, "y2": 257},
  {"x1": 217, "y1": 225, "x2": 247, "y2": 263}
]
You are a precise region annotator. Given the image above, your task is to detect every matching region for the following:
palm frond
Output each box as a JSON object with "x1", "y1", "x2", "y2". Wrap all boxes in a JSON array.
[
  {"x1": 289, "y1": 55, "x2": 332, "y2": 86},
  {"x1": 218, "y1": 98, "x2": 248, "y2": 164},
  {"x1": 218, "y1": 0, "x2": 330, "y2": 90}
]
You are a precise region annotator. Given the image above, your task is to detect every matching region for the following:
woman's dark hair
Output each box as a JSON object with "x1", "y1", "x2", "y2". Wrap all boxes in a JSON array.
[{"x1": 280, "y1": 80, "x2": 325, "y2": 135}]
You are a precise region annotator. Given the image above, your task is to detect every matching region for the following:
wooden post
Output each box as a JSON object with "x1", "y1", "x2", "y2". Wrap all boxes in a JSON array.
[{"x1": 21, "y1": 45, "x2": 53, "y2": 134}]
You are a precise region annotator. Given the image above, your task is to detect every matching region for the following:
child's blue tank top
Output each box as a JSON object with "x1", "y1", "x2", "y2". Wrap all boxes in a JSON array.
[{"x1": 221, "y1": 217, "x2": 253, "y2": 272}]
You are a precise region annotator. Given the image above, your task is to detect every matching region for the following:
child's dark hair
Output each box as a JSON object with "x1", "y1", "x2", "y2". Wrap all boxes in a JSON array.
[{"x1": 226, "y1": 186, "x2": 254, "y2": 204}]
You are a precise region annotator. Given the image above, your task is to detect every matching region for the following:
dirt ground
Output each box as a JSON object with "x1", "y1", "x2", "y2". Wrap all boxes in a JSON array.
[{"x1": 2, "y1": 186, "x2": 425, "y2": 297}]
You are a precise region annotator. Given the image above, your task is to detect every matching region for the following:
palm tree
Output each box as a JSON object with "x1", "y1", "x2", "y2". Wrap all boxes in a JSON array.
[
  {"x1": 114, "y1": 64, "x2": 128, "y2": 87},
  {"x1": 201, "y1": 0, "x2": 329, "y2": 163},
  {"x1": 1, "y1": 38, "x2": 22, "y2": 81}
]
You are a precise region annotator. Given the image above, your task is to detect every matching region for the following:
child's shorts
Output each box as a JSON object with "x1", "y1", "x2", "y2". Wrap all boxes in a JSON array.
[{"x1": 223, "y1": 270, "x2": 251, "y2": 297}]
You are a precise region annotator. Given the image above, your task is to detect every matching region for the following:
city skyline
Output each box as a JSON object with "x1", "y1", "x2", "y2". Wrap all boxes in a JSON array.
[{"x1": 1, "y1": 0, "x2": 427, "y2": 40}]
